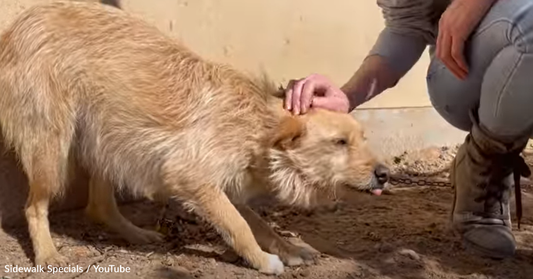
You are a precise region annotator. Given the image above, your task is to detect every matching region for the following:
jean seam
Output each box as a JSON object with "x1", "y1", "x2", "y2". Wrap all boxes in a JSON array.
[
  {"x1": 472, "y1": 18, "x2": 527, "y2": 54},
  {"x1": 493, "y1": 51, "x2": 524, "y2": 122}
]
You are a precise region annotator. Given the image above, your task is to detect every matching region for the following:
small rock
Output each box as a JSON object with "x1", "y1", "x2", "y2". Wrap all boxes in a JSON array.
[
  {"x1": 219, "y1": 250, "x2": 240, "y2": 263},
  {"x1": 299, "y1": 269, "x2": 311, "y2": 277},
  {"x1": 279, "y1": 230, "x2": 298, "y2": 237},
  {"x1": 378, "y1": 243, "x2": 394, "y2": 253},
  {"x1": 398, "y1": 249, "x2": 420, "y2": 261},
  {"x1": 366, "y1": 231, "x2": 381, "y2": 241},
  {"x1": 70, "y1": 246, "x2": 92, "y2": 258},
  {"x1": 88, "y1": 246, "x2": 101, "y2": 256},
  {"x1": 162, "y1": 256, "x2": 174, "y2": 266}
]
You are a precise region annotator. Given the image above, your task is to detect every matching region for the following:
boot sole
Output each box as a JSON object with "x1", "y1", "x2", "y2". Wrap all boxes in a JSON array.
[
  {"x1": 451, "y1": 175, "x2": 514, "y2": 260},
  {"x1": 463, "y1": 238, "x2": 515, "y2": 260}
]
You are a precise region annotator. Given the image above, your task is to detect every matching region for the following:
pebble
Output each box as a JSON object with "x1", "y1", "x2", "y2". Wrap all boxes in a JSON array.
[
  {"x1": 219, "y1": 250, "x2": 240, "y2": 263},
  {"x1": 398, "y1": 249, "x2": 420, "y2": 261},
  {"x1": 375, "y1": 243, "x2": 394, "y2": 253},
  {"x1": 162, "y1": 256, "x2": 174, "y2": 266}
]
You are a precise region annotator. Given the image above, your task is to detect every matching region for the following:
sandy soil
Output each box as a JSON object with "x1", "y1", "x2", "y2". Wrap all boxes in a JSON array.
[{"x1": 2, "y1": 146, "x2": 533, "y2": 279}]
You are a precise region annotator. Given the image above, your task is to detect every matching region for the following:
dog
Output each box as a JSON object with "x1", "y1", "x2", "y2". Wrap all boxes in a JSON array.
[{"x1": 0, "y1": 1, "x2": 389, "y2": 275}]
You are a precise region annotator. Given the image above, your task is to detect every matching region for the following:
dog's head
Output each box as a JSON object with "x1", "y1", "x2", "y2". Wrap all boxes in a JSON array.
[{"x1": 267, "y1": 108, "x2": 389, "y2": 207}]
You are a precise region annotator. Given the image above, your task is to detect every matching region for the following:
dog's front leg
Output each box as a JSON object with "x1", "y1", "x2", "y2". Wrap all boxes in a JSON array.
[
  {"x1": 189, "y1": 189, "x2": 284, "y2": 275},
  {"x1": 235, "y1": 204, "x2": 318, "y2": 266}
]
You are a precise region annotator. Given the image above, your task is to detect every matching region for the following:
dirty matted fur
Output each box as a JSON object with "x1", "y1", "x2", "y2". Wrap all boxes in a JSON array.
[{"x1": 0, "y1": 1, "x2": 388, "y2": 275}]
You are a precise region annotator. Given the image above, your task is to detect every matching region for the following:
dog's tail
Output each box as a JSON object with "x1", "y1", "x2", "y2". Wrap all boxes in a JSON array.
[{"x1": 100, "y1": 0, "x2": 121, "y2": 9}]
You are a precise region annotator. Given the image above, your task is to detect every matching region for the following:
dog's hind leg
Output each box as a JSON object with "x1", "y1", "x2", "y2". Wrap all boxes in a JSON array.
[
  {"x1": 85, "y1": 174, "x2": 164, "y2": 244},
  {"x1": 22, "y1": 132, "x2": 73, "y2": 267},
  {"x1": 3, "y1": 79, "x2": 77, "y2": 268}
]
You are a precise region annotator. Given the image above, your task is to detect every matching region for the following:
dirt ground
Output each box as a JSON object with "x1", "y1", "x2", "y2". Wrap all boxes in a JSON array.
[{"x1": 3, "y1": 146, "x2": 533, "y2": 279}]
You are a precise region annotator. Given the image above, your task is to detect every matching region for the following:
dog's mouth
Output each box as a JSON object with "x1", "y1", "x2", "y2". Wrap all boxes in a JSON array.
[
  {"x1": 366, "y1": 186, "x2": 385, "y2": 196},
  {"x1": 353, "y1": 175, "x2": 387, "y2": 196},
  {"x1": 343, "y1": 181, "x2": 386, "y2": 196}
]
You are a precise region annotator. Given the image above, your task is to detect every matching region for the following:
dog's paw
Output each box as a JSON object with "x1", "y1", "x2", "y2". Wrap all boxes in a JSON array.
[
  {"x1": 258, "y1": 252, "x2": 284, "y2": 275},
  {"x1": 35, "y1": 251, "x2": 68, "y2": 268},
  {"x1": 278, "y1": 242, "x2": 319, "y2": 266},
  {"x1": 124, "y1": 227, "x2": 165, "y2": 244}
]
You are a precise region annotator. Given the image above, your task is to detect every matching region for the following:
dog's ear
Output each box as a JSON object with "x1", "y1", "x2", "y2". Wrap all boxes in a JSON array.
[{"x1": 271, "y1": 116, "x2": 305, "y2": 150}]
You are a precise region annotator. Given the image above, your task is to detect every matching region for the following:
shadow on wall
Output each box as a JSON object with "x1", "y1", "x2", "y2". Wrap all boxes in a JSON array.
[{"x1": 99, "y1": 0, "x2": 121, "y2": 8}]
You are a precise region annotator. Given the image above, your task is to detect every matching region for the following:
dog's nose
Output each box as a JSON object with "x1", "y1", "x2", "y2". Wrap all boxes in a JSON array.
[{"x1": 374, "y1": 164, "x2": 390, "y2": 184}]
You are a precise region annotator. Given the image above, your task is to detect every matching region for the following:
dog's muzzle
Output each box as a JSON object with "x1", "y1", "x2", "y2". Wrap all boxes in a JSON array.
[{"x1": 368, "y1": 163, "x2": 390, "y2": 196}]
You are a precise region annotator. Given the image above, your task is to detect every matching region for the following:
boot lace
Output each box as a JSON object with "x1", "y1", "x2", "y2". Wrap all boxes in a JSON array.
[{"x1": 475, "y1": 153, "x2": 531, "y2": 229}]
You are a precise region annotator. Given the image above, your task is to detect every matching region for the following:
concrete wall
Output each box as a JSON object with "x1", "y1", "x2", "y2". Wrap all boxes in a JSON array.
[
  {"x1": 114, "y1": 0, "x2": 466, "y2": 156},
  {"x1": 0, "y1": 0, "x2": 466, "y2": 227}
]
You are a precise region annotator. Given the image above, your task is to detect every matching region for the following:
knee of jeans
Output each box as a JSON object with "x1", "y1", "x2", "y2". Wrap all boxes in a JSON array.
[
  {"x1": 479, "y1": 109, "x2": 533, "y2": 141},
  {"x1": 427, "y1": 65, "x2": 474, "y2": 132},
  {"x1": 429, "y1": 96, "x2": 472, "y2": 132}
]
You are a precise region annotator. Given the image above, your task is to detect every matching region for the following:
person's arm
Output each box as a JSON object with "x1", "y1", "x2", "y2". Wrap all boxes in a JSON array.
[
  {"x1": 343, "y1": 0, "x2": 441, "y2": 109},
  {"x1": 284, "y1": 0, "x2": 444, "y2": 114}
]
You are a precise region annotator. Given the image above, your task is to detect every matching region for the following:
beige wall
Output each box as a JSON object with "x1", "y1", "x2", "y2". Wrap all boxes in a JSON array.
[
  {"x1": 122, "y1": 0, "x2": 432, "y2": 109},
  {"x1": 0, "y1": 0, "x2": 432, "y2": 109}
]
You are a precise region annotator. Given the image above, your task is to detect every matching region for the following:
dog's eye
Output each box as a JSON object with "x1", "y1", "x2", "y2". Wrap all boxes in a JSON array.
[{"x1": 334, "y1": 138, "x2": 348, "y2": 145}]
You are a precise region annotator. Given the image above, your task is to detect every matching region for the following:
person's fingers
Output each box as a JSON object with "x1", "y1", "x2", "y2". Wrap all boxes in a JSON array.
[
  {"x1": 291, "y1": 79, "x2": 305, "y2": 115},
  {"x1": 300, "y1": 79, "x2": 317, "y2": 114},
  {"x1": 436, "y1": 20, "x2": 446, "y2": 59},
  {"x1": 284, "y1": 79, "x2": 296, "y2": 110},
  {"x1": 310, "y1": 96, "x2": 337, "y2": 112},
  {"x1": 439, "y1": 34, "x2": 467, "y2": 80},
  {"x1": 313, "y1": 96, "x2": 350, "y2": 113},
  {"x1": 438, "y1": 30, "x2": 451, "y2": 63},
  {"x1": 451, "y1": 36, "x2": 468, "y2": 77}
]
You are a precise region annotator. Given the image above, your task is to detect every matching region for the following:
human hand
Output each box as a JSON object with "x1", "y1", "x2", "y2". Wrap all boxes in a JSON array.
[
  {"x1": 436, "y1": 0, "x2": 495, "y2": 80},
  {"x1": 284, "y1": 74, "x2": 351, "y2": 115}
]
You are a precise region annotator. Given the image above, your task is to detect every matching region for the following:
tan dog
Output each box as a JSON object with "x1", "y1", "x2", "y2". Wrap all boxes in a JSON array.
[{"x1": 0, "y1": 1, "x2": 389, "y2": 275}]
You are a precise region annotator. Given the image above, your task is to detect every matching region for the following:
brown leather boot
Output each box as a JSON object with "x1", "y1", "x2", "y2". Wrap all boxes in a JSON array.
[{"x1": 450, "y1": 110, "x2": 531, "y2": 259}]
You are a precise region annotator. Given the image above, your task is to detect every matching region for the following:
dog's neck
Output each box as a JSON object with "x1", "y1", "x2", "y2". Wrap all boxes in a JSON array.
[
  {"x1": 265, "y1": 93, "x2": 292, "y2": 119},
  {"x1": 246, "y1": 95, "x2": 320, "y2": 207}
]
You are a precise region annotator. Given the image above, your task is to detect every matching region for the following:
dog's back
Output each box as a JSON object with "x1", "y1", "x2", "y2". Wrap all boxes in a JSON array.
[{"x1": 0, "y1": 1, "x2": 274, "y2": 196}]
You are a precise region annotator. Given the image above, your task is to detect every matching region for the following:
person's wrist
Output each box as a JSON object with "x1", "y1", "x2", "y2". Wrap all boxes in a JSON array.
[{"x1": 341, "y1": 87, "x2": 361, "y2": 112}]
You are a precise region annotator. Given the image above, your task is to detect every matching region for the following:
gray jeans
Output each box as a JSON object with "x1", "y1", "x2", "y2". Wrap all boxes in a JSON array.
[
  {"x1": 427, "y1": 0, "x2": 533, "y2": 141},
  {"x1": 370, "y1": 0, "x2": 533, "y2": 142}
]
